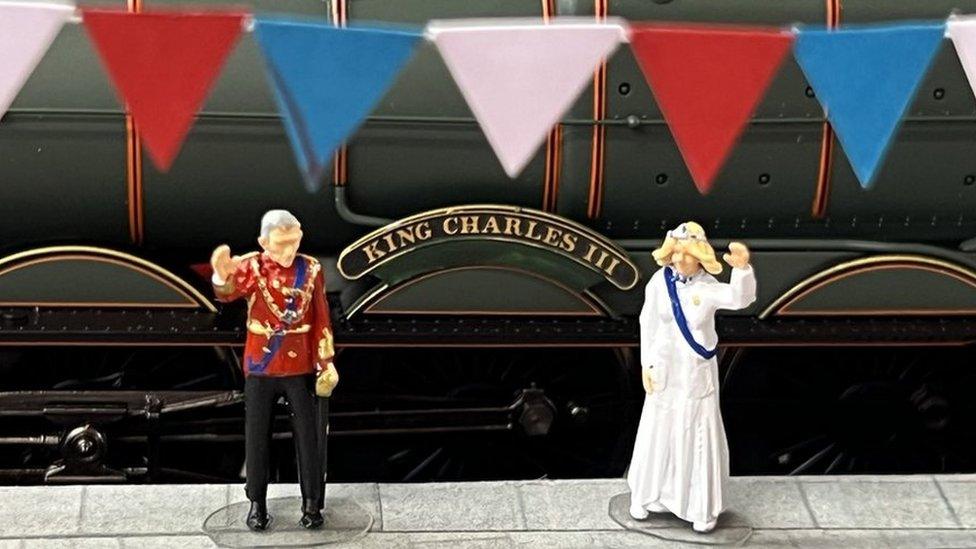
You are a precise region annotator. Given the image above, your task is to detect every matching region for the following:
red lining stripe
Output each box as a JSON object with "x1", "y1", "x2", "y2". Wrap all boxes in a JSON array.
[
  {"x1": 543, "y1": 125, "x2": 563, "y2": 211},
  {"x1": 541, "y1": 0, "x2": 562, "y2": 212},
  {"x1": 586, "y1": 0, "x2": 608, "y2": 219},
  {"x1": 331, "y1": 0, "x2": 348, "y2": 187},
  {"x1": 125, "y1": 0, "x2": 144, "y2": 245},
  {"x1": 812, "y1": 0, "x2": 839, "y2": 218}
]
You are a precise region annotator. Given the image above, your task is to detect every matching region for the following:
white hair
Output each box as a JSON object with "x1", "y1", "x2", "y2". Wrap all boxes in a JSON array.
[{"x1": 260, "y1": 209, "x2": 300, "y2": 239}]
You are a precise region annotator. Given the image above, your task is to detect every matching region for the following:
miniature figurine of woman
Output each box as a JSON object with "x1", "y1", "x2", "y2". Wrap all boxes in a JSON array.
[{"x1": 627, "y1": 221, "x2": 756, "y2": 533}]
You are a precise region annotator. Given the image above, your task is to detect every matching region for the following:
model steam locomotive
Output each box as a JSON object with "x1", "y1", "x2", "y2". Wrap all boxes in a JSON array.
[{"x1": 1, "y1": 0, "x2": 975, "y2": 484}]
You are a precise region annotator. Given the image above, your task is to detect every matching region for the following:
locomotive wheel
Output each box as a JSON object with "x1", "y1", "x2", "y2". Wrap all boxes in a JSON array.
[
  {"x1": 0, "y1": 345, "x2": 244, "y2": 483},
  {"x1": 322, "y1": 347, "x2": 643, "y2": 482},
  {"x1": 719, "y1": 346, "x2": 976, "y2": 475}
]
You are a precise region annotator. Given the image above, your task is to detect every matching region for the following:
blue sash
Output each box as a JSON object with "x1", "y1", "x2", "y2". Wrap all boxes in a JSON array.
[
  {"x1": 247, "y1": 255, "x2": 308, "y2": 374},
  {"x1": 664, "y1": 266, "x2": 717, "y2": 360}
]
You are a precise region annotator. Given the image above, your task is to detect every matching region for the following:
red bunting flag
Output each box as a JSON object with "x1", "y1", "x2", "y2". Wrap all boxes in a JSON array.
[
  {"x1": 630, "y1": 24, "x2": 793, "y2": 194},
  {"x1": 82, "y1": 9, "x2": 245, "y2": 171}
]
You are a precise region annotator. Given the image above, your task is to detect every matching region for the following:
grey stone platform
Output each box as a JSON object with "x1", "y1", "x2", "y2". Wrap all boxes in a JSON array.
[{"x1": 1, "y1": 475, "x2": 975, "y2": 547}]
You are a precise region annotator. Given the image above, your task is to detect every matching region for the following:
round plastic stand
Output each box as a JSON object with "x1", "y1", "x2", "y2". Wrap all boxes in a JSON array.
[
  {"x1": 608, "y1": 493, "x2": 753, "y2": 546},
  {"x1": 203, "y1": 496, "x2": 373, "y2": 548}
]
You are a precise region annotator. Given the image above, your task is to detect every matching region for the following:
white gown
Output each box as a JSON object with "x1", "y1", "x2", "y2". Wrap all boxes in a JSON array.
[{"x1": 627, "y1": 265, "x2": 756, "y2": 526}]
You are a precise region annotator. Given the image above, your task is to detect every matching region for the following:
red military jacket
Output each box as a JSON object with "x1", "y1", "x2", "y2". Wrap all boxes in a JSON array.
[{"x1": 213, "y1": 252, "x2": 334, "y2": 377}]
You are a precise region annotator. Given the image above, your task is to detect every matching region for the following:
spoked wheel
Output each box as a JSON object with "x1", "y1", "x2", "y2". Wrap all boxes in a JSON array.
[
  {"x1": 720, "y1": 346, "x2": 976, "y2": 475},
  {"x1": 321, "y1": 347, "x2": 643, "y2": 482},
  {"x1": 0, "y1": 345, "x2": 244, "y2": 483}
]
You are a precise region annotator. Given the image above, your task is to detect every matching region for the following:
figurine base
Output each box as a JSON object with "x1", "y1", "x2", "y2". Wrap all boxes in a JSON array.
[
  {"x1": 608, "y1": 493, "x2": 753, "y2": 546},
  {"x1": 202, "y1": 496, "x2": 373, "y2": 548}
]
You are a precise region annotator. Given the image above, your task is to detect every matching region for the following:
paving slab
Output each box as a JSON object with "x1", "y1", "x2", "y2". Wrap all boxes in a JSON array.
[
  {"x1": 509, "y1": 531, "x2": 690, "y2": 548},
  {"x1": 0, "y1": 475, "x2": 973, "y2": 547},
  {"x1": 518, "y1": 478, "x2": 626, "y2": 531},
  {"x1": 21, "y1": 538, "x2": 121, "y2": 549},
  {"x1": 749, "y1": 528, "x2": 976, "y2": 549},
  {"x1": 342, "y1": 531, "x2": 689, "y2": 548},
  {"x1": 880, "y1": 529, "x2": 976, "y2": 548},
  {"x1": 81, "y1": 485, "x2": 226, "y2": 535},
  {"x1": 0, "y1": 486, "x2": 82, "y2": 538},
  {"x1": 728, "y1": 477, "x2": 816, "y2": 528},
  {"x1": 329, "y1": 532, "x2": 511, "y2": 549},
  {"x1": 118, "y1": 535, "x2": 215, "y2": 549},
  {"x1": 363, "y1": 531, "x2": 716, "y2": 548},
  {"x1": 937, "y1": 478, "x2": 976, "y2": 529},
  {"x1": 800, "y1": 477, "x2": 959, "y2": 528},
  {"x1": 379, "y1": 481, "x2": 526, "y2": 532}
]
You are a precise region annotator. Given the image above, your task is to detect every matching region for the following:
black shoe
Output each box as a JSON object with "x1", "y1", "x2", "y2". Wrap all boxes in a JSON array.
[
  {"x1": 246, "y1": 501, "x2": 270, "y2": 531},
  {"x1": 300, "y1": 498, "x2": 324, "y2": 530}
]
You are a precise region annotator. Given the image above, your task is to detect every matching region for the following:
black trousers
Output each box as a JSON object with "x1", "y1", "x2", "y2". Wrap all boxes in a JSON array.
[
  {"x1": 315, "y1": 397, "x2": 329, "y2": 510},
  {"x1": 244, "y1": 374, "x2": 321, "y2": 503}
]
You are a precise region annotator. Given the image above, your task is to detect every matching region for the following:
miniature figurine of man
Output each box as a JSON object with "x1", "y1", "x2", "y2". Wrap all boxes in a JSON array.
[
  {"x1": 211, "y1": 209, "x2": 339, "y2": 531},
  {"x1": 627, "y1": 221, "x2": 756, "y2": 533}
]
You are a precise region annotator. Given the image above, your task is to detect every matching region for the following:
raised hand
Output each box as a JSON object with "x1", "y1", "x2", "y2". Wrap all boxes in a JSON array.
[
  {"x1": 722, "y1": 242, "x2": 751, "y2": 269},
  {"x1": 210, "y1": 244, "x2": 241, "y2": 281}
]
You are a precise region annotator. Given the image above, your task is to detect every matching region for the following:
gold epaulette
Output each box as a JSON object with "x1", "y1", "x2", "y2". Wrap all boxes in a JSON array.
[{"x1": 298, "y1": 254, "x2": 323, "y2": 291}]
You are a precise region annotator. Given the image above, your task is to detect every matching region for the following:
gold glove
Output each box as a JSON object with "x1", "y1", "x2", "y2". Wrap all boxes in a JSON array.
[
  {"x1": 641, "y1": 367, "x2": 654, "y2": 395},
  {"x1": 316, "y1": 361, "x2": 339, "y2": 397}
]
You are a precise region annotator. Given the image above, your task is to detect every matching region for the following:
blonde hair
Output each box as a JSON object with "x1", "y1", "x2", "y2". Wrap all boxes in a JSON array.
[{"x1": 651, "y1": 221, "x2": 723, "y2": 275}]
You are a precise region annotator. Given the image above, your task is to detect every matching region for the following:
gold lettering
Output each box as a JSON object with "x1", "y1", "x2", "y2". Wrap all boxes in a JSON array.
[
  {"x1": 560, "y1": 233, "x2": 578, "y2": 252},
  {"x1": 460, "y1": 215, "x2": 479, "y2": 234},
  {"x1": 482, "y1": 216, "x2": 501, "y2": 234},
  {"x1": 443, "y1": 217, "x2": 459, "y2": 235},
  {"x1": 543, "y1": 227, "x2": 561, "y2": 246},
  {"x1": 592, "y1": 250, "x2": 621, "y2": 277},
  {"x1": 395, "y1": 228, "x2": 416, "y2": 247},
  {"x1": 504, "y1": 216, "x2": 522, "y2": 236},
  {"x1": 382, "y1": 233, "x2": 397, "y2": 252},
  {"x1": 415, "y1": 221, "x2": 432, "y2": 240},
  {"x1": 362, "y1": 240, "x2": 386, "y2": 263},
  {"x1": 582, "y1": 243, "x2": 599, "y2": 263},
  {"x1": 524, "y1": 220, "x2": 542, "y2": 240}
]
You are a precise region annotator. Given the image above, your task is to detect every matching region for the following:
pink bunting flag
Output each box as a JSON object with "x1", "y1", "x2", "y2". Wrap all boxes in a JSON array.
[
  {"x1": 948, "y1": 16, "x2": 976, "y2": 102},
  {"x1": 0, "y1": 2, "x2": 74, "y2": 117},
  {"x1": 428, "y1": 18, "x2": 627, "y2": 178}
]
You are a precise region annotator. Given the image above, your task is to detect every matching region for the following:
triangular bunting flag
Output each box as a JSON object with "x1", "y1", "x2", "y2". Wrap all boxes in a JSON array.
[
  {"x1": 253, "y1": 18, "x2": 422, "y2": 191},
  {"x1": 428, "y1": 18, "x2": 626, "y2": 178},
  {"x1": 629, "y1": 24, "x2": 793, "y2": 194},
  {"x1": 794, "y1": 22, "x2": 945, "y2": 188},
  {"x1": 948, "y1": 16, "x2": 976, "y2": 102},
  {"x1": 0, "y1": 2, "x2": 74, "y2": 117},
  {"x1": 82, "y1": 9, "x2": 245, "y2": 171}
]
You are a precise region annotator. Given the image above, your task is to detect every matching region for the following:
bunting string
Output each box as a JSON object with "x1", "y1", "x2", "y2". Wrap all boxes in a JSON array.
[{"x1": 1, "y1": 2, "x2": 973, "y2": 194}]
